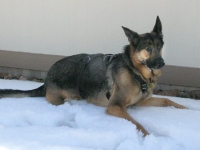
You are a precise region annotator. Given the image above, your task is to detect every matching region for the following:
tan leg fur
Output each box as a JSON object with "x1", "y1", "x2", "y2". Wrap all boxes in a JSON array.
[
  {"x1": 106, "y1": 105, "x2": 149, "y2": 136},
  {"x1": 136, "y1": 97, "x2": 188, "y2": 109}
]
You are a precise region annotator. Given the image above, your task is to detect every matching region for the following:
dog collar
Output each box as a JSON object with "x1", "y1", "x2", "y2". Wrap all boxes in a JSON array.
[
  {"x1": 134, "y1": 73, "x2": 148, "y2": 93},
  {"x1": 122, "y1": 52, "x2": 148, "y2": 93}
]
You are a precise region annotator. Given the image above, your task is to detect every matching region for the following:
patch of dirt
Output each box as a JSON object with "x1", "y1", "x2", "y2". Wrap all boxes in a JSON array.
[
  {"x1": 153, "y1": 89, "x2": 200, "y2": 100},
  {"x1": 0, "y1": 73, "x2": 44, "y2": 82}
]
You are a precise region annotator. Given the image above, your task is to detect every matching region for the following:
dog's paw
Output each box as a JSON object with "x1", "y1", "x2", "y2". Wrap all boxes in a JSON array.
[
  {"x1": 176, "y1": 104, "x2": 188, "y2": 109},
  {"x1": 137, "y1": 125, "x2": 149, "y2": 137}
]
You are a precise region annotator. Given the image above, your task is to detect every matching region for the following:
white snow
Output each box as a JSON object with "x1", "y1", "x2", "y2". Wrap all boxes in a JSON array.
[{"x1": 0, "y1": 79, "x2": 200, "y2": 150}]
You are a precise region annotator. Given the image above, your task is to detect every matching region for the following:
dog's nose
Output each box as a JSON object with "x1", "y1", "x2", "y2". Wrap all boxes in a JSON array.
[{"x1": 155, "y1": 58, "x2": 165, "y2": 69}]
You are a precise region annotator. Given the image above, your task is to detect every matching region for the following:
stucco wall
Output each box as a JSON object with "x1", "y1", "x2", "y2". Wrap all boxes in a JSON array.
[{"x1": 0, "y1": 0, "x2": 199, "y2": 68}]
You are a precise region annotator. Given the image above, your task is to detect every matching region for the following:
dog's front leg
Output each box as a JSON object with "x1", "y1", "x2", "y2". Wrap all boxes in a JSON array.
[
  {"x1": 106, "y1": 105, "x2": 149, "y2": 136},
  {"x1": 136, "y1": 97, "x2": 187, "y2": 109}
]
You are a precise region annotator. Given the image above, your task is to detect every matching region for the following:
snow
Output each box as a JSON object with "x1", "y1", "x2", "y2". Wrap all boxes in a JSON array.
[{"x1": 0, "y1": 79, "x2": 200, "y2": 150}]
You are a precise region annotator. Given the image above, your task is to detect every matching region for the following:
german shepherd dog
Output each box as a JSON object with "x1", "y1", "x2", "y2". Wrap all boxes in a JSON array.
[{"x1": 0, "y1": 16, "x2": 187, "y2": 136}]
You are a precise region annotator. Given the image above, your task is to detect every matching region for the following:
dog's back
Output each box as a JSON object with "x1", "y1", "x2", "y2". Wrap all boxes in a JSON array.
[
  {"x1": 0, "y1": 53, "x2": 115, "y2": 105},
  {"x1": 44, "y1": 53, "x2": 117, "y2": 105}
]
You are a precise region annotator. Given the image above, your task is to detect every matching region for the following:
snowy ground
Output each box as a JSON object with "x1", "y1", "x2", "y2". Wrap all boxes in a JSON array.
[{"x1": 0, "y1": 79, "x2": 200, "y2": 150}]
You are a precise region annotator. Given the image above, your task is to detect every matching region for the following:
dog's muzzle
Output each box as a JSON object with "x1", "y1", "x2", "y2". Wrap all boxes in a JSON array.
[
  {"x1": 154, "y1": 58, "x2": 165, "y2": 69},
  {"x1": 147, "y1": 57, "x2": 165, "y2": 69}
]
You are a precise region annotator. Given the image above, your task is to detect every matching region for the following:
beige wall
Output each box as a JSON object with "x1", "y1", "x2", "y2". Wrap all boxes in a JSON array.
[{"x1": 0, "y1": 0, "x2": 199, "y2": 68}]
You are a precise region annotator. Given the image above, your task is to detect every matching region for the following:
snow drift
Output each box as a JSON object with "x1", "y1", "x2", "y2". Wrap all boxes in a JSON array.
[{"x1": 0, "y1": 79, "x2": 200, "y2": 150}]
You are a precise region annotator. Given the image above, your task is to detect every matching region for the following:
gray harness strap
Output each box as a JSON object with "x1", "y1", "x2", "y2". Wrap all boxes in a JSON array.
[
  {"x1": 83, "y1": 54, "x2": 116, "y2": 67},
  {"x1": 103, "y1": 54, "x2": 116, "y2": 65}
]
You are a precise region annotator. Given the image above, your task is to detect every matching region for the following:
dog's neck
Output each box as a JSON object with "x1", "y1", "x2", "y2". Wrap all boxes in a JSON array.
[
  {"x1": 123, "y1": 45, "x2": 162, "y2": 83},
  {"x1": 123, "y1": 45, "x2": 135, "y2": 68}
]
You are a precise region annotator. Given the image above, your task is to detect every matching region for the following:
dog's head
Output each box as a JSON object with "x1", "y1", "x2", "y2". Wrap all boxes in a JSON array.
[{"x1": 122, "y1": 16, "x2": 165, "y2": 70}]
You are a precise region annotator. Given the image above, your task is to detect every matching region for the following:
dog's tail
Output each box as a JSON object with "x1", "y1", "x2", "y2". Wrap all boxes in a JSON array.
[{"x1": 0, "y1": 85, "x2": 45, "y2": 99}]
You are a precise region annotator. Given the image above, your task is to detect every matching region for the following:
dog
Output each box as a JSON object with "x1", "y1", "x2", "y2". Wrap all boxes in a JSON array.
[{"x1": 0, "y1": 16, "x2": 187, "y2": 136}]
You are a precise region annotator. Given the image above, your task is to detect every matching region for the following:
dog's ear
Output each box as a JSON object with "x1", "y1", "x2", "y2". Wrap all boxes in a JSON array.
[
  {"x1": 152, "y1": 16, "x2": 163, "y2": 38},
  {"x1": 122, "y1": 26, "x2": 139, "y2": 46}
]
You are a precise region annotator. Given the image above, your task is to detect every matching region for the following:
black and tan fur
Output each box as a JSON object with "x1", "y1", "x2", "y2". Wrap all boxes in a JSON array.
[{"x1": 0, "y1": 16, "x2": 187, "y2": 136}]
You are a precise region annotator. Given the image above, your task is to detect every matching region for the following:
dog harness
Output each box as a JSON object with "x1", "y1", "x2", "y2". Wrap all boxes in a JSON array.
[
  {"x1": 106, "y1": 54, "x2": 149, "y2": 93},
  {"x1": 79, "y1": 54, "x2": 116, "y2": 99},
  {"x1": 82, "y1": 54, "x2": 148, "y2": 95},
  {"x1": 83, "y1": 54, "x2": 116, "y2": 67}
]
